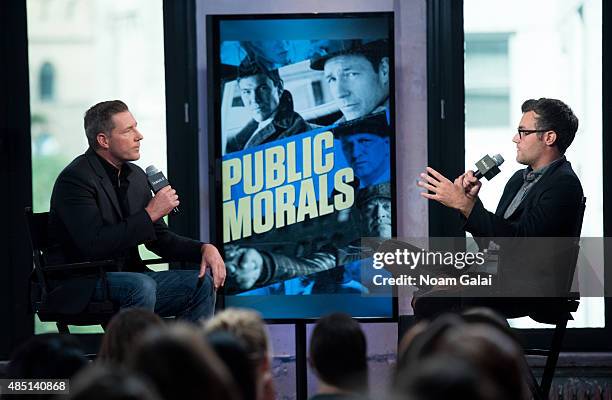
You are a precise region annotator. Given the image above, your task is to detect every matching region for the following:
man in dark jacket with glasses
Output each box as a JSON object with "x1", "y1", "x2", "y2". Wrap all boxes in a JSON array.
[{"x1": 414, "y1": 98, "x2": 583, "y2": 319}]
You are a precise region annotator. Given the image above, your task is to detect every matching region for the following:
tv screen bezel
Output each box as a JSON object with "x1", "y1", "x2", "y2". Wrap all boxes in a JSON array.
[{"x1": 206, "y1": 11, "x2": 398, "y2": 323}]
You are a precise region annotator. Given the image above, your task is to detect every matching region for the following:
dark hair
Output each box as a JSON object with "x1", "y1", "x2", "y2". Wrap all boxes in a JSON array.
[
  {"x1": 461, "y1": 307, "x2": 519, "y2": 343},
  {"x1": 206, "y1": 331, "x2": 257, "y2": 400},
  {"x1": 237, "y1": 57, "x2": 283, "y2": 90},
  {"x1": 84, "y1": 100, "x2": 129, "y2": 149},
  {"x1": 68, "y1": 364, "x2": 162, "y2": 400},
  {"x1": 394, "y1": 312, "x2": 527, "y2": 400},
  {"x1": 394, "y1": 354, "x2": 501, "y2": 400},
  {"x1": 98, "y1": 308, "x2": 164, "y2": 365},
  {"x1": 521, "y1": 98, "x2": 578, "y2": 154},
  {"x1": 129, "y1": 323, "x2": 238, "y2": 400},
  {"x1": 202, "y1": 308, "x2": 270, "y2": 366},
  {"x1": 7, "y1": 333, "x2": 88, "y2": 380},
  {"x1": 437, "y1": 324, "x2": 527, "y2": 400},
  {"x1": 309, "y1": 313, "x2": 368, "y2": 392},
  {"x1": 395, "y1": 313, "x2": 464, "y2": 380}
]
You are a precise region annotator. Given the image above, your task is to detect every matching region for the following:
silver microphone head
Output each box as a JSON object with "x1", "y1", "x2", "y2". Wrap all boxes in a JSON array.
[
  {"x1": 491, "y1": 154, "x2": 505, "y2": 167},
  {"x1": 145, "y1": 165, "x2": 160, "y2": 176}
]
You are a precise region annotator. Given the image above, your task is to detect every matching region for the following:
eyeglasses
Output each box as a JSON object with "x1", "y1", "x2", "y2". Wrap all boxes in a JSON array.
[{"x1": 516, "y1": 128, "x2": 549, "y2": 139}]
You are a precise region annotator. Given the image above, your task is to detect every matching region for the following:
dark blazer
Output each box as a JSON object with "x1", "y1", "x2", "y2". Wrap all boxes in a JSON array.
[
  {"x1": 463, "y1": 158, "x2": 583, "y2": 296},
  {"x1": 225, "y1": 90, "x2": 318, "y2": 154},
  {"x1": 44, "y1": 148, "x2": 203, "y2": 313},
  {"x1": 464, "y1": 158, "x2": 583, "y2": 238}
]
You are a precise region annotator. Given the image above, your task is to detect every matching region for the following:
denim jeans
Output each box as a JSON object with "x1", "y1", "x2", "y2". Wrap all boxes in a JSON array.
[{"x1": 91, "y1": 269, "x2": 215, "y2": 322}]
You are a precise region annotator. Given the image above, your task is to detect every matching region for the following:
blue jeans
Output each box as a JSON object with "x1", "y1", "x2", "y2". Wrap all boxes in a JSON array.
[{"x1": 91, "y1": 269, "x2": 215, "y2": 322}]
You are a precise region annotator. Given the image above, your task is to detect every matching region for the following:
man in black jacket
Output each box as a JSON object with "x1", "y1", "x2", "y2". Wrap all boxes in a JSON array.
[
  {"x1": 225, "y1": 59, "x2": 316, "y2": 154},
  {"x1": 46, "y1": 100, "x2": 225, "y2": 321},
  {"x1": 415, "y1": 98, "x2": 583, "y2": 318}
]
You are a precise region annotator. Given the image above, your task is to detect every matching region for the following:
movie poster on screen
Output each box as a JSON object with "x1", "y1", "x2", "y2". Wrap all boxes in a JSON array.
[{"x1": 212, "y1": 14, "x2": 395, "y2": 318}]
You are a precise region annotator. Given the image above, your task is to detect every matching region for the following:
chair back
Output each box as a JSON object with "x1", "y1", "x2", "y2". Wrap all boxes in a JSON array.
[
  {"x1": 562, "y1": 196, "x2": 587, "y2": 293},
  {"x1": 497, "y1": 196, "x2": 587, "y2": 297},
  {"x1": 24, "y1": 207, "x2": 52, "y2": 291},
  {"x1": 574, "y1": 197, "x2": 587, "y2": 239},
  {"x1": 25, "y1": 207, "x2": 51, "y2": 252},
  {"x1": 25, "y1": 208, "x2": 116, "y2": 328}
]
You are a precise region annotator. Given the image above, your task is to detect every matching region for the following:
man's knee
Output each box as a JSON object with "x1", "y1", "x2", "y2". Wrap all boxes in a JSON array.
[
  {"x1": 193, "y1": 274, "x2": 215, "y2": 318},
  {"x1": 129, "y1": 274, "x2": 157, "y2": 309}
]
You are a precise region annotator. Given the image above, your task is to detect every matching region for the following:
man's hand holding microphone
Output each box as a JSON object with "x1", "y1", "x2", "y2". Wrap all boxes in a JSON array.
[
  {"x1": 417, "y1": 154, "x2": 503, "y2": 217},
  {"x1": 145, "y1": 185, "x2": 179, "y2": 222}
]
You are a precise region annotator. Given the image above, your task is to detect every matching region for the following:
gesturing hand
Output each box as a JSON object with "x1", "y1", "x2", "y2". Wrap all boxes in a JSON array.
[
  {"x1": 417, "y1": 167, "x2": 477, "y2": 218},
  {"x1": 200, "y1": 243, "x2": 226, "y2": 290}
]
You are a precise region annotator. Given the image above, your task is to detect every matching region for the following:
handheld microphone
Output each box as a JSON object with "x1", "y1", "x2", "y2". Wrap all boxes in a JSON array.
[
  {"x1": 473, "y1": 154, "x2": 504, "y2": 180},
  {"x1": 145, "y1": 165, "x2": 179, "y2": 214}
]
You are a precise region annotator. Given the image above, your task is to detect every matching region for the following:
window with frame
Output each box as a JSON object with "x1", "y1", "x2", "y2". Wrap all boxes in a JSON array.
[
  {"x1": 27, "y1": 0, "x2": 168, "y2": 333},
  {"x1": 464, "y1": 0, "x2": 604, "y2": 328}
]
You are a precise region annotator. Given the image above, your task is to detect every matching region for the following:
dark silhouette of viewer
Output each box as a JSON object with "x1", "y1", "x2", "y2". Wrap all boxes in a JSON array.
[
  {"x1": 206, "y1": 330, "x2": 258, "y2": 400},
  {"x1": 129, "y1": 323, "x2": 239, "y2": 400},
  {"x1": 394, "y1": 310, "x2": 528, "y2": 400},
  {"x1": 7, "y1": 333, "x2": 88, "y2": 380},
  {"x1": 97, "y1": 307, "x2": 164, "y2": 365},
  {"x1": 68, "y1": 363, "x2": 162, "y2": 400},
  {"x1": 202, "y1": 308, "x2": 275, "y2": 400},
  {"x1": 309, "y1": 313, "x2": 368, "y2": 400},
  {"x1": 6, "y1": 334, "x2": 89, "y2": 399},
  {"x1": 394, "y1": 355, "x2": 498, "y2": 400}
]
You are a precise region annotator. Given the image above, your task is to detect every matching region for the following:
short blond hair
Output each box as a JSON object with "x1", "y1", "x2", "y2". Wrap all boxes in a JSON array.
[{"x1": 203, "y1": 308, "x2": 270, "y2": 363}]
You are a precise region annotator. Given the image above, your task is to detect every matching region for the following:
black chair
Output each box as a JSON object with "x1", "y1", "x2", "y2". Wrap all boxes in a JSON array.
[
  {"x1": 25, "y1": 207, "x2": 167, "y2": 334},
  {"x1": 520, "y1": 196, "x2": 586, "y2": 400}
]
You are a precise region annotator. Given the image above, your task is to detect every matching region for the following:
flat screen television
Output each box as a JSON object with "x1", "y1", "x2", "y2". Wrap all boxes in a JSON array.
[{"x1": 207, "y1": 12, "x2": 397, "y2": 321}]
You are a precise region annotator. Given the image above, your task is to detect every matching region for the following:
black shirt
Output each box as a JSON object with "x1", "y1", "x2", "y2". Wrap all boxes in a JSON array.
[
  {"x1": 94, "y1": 153, "x2": 148, "y2": 271},
  {"x1": 95, "y1": 153, "x2": 132, "y2": 217}
]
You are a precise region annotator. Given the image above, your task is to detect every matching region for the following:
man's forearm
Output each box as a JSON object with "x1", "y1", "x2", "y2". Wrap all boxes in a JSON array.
[{"x1": 266, "y1": 251, "x2": 336, "y2": 283}]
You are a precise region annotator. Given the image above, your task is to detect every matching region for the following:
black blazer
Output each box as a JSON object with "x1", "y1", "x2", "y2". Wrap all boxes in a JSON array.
[
  {"x1": 463, "y1": 158, "x2": 583, "y2": 296},
  {"x1": 464, "y1": 158, "x2": 583, "y2": 238},
  {"x1": 44, "y1": 148, "x2": 203, "y2": 313}
]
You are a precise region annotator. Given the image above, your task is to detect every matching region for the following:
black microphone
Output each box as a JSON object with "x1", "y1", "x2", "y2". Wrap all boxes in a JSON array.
[
  {"x1": 473, "y1": 154, "x2": 504, "y2": 180},
  {"x1": 145, "y1": 165, "x2": 179, "y2": 214}
]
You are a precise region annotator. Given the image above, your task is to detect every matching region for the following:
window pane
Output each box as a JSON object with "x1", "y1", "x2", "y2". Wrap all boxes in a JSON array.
[
  {"x1": 465, "y1": 93, "x2": 510, "y2": 127},
  {"x1": 27, "y1": 0, "x2": 168, "y2": 333},
  {"x1": 464, "y1": 0, "x2": 603, "y2": 328}
]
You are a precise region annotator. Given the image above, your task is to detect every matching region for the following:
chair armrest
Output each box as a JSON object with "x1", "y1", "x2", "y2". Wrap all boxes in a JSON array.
[{"x1": 43, "y1": 260, "x2": 115, "y2": 273}]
